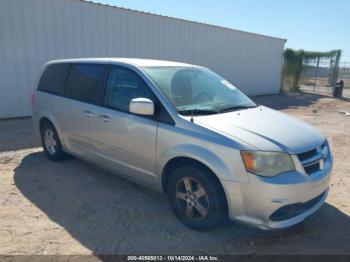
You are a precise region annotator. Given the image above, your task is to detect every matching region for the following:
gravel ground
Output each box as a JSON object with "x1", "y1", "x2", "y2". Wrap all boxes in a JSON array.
[{"x1": 0, "y1": 91, "x2": 349, "y2": 255}]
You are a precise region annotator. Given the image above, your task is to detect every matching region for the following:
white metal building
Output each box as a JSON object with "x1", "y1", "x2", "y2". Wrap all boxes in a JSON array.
[{"x1": 0, "y1": 0, "x2": 286, "y2": 119}]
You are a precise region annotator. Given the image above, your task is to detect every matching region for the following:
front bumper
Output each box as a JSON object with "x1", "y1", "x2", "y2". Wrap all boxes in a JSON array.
[{"x1": 222, "y1": 153, "x2": 332, "y2": 230}]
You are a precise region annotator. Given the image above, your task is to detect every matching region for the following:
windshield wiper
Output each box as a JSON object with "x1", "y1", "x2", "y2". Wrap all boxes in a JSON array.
[
  {"x1": 178, "y1": 109, "x2": 219, "y2": 116},
  {"x1": 218, "y1": 105, "x2": 258, "y2": 113}
]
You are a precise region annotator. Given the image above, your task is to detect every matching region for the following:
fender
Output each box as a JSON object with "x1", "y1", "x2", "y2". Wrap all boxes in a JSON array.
[{"x1": 156, "y1": 143, "x2": 249, "y2": 191}]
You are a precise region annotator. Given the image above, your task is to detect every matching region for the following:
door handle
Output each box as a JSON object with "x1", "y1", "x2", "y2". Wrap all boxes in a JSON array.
[
  {"x1": 99, "y1": 114, "x2": 111, "y2": 122},
  {"x1": 84, "y1": 110, "x2": 94, "y2": 117}
]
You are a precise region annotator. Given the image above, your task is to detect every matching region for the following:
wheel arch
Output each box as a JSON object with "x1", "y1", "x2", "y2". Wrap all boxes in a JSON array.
[
  {"x1": 38, "y1": 115, "x2": 64, "y2": 145},
  {"x1": 39, "y1": 117, "x2": 53, "y2": 131},
  {"x1": 162, "y1": 157, "x2": 223, "y2": 196}
]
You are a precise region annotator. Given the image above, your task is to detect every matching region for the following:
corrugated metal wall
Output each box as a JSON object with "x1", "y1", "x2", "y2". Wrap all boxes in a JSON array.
[{"x1": 0, "y1": 0, "x2": 285, "y2": 118}]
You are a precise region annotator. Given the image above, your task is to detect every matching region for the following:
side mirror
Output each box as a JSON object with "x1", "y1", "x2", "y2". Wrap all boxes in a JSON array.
[{"x1": 129, "y1": 98, "x2": 155, "y2": 116}]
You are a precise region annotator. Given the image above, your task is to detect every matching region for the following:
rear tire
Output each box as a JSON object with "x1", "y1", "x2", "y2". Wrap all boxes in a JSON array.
[
  {"x1": 168, "y1": 164, "x2": 227, "y2": 231},
  {"x1": 40, "y1": 121, "x2": 67, "y2": 161}
]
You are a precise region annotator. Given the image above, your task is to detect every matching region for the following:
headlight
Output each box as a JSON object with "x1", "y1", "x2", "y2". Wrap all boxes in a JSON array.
[{"x1": 240, "y1": 151, "x2": 295, "y2": 177}]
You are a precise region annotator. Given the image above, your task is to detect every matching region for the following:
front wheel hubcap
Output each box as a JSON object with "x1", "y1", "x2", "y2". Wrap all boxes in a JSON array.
[
  {"x1": 44, "y1": 129, "x2": 57, "y2": 155},
  {"x1": 175, "y1": 177, "x2": 209, "y2": 220}
]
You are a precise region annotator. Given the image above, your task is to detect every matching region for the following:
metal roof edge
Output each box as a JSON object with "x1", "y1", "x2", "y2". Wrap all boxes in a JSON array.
[{"x1": 77, "y1": 0, "x2": 287, "y2": 43}]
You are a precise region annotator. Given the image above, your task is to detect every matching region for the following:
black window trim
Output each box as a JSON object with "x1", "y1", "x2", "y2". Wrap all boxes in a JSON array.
[
  {"x1": 62, "y1": 63, "x2": 71, "y2": 97},
  {"x1": 101, "y1": 65, "x2": 175, "y2": 126}
]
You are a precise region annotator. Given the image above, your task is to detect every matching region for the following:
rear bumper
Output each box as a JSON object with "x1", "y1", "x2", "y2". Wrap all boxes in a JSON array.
[{"x1": 222, "y1": 157, "x2": 332, "y2": 230}]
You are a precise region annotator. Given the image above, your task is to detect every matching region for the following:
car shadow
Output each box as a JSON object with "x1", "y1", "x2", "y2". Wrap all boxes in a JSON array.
[
  {"x1": 251, "y1": 91, "x2": 350, "y2": 111},
  {"x1": 14, "y1": 152, "x2": 350, "y2": 254}
]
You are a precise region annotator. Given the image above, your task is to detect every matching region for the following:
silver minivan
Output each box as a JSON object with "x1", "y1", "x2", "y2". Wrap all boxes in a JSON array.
[{"x1": 32, "y1": 58, "x2": 332, "y2": 230}]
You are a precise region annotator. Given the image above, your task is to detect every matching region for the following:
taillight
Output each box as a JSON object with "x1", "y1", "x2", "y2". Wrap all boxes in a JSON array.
[{"x1": 30, "y1": 92, "x2": 35, "y2": 109}]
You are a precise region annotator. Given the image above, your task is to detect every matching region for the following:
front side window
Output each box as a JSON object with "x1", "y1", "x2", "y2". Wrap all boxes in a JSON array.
[
  {"x1": 65, "y1": 64, "x2": 105, "y2": 104},
  {"x1": 37, "y1": 63, "x2": 69, "y2": 95},
  {"x1": 105, "y1": 67, "x2": 154, "y2": 112},
  {"x1": 142, "y1": 66, "x2": 256, "y2": 115}
]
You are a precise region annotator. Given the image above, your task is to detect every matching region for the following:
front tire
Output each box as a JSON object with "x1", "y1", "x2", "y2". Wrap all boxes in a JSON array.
[
  {"x1": 40, "y1": 121, "x2": 67, "y2": 161},
  {"x1": 168, "y1": 164, "x2": 227, "y2": 231}
]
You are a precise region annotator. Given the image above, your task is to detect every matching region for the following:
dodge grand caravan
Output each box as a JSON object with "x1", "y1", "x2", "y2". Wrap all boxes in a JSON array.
[{"x1": 32, "y1": 58, "x2": 332, "y2": 230}]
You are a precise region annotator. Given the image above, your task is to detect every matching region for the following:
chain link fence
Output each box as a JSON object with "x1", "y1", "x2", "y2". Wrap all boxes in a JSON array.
[{"x1": 298, "y1": 57, "x2": 349, "y2": 96}]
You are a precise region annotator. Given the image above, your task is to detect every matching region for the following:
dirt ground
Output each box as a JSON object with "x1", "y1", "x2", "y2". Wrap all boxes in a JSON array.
[{"x1": 0, "y1": 91, "x2": 350, "y2": 255}]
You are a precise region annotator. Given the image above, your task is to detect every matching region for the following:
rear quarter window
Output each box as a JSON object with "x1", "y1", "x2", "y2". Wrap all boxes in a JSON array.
[{"x1": 37, "y1": 63, "x2": 69, "y2": 95}]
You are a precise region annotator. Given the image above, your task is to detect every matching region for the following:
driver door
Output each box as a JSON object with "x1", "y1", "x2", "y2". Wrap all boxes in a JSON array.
[{"x1": 89, "y1": 66, "x2": 158, "y2": 186}]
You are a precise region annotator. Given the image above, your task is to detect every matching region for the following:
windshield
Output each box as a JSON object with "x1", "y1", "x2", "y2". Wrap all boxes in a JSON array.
[{"x1": 142, "y1": 66, "x2": 256, "y2": 115}]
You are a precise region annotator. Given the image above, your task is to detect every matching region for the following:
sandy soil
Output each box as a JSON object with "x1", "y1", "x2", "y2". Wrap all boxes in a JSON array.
[{"x1": 0, "y1": 91, "x2": 349, "y2": 255}]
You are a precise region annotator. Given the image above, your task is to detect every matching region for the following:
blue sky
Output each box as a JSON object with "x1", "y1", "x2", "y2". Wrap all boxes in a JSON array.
[{"x1": 87, "y1": 0, "x2": 350, "y2": 62}]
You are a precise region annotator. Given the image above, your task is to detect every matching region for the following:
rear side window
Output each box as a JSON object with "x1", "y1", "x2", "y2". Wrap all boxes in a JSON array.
[
  {"x1": 37, "y1": 63, "x2": 69, "y2": 95},
  {"x1": 65, "y1": 64, "x2": 105, "y2": 104}
]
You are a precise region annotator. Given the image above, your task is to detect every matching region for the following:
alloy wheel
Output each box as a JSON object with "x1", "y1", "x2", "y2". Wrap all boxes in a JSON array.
[
  {"x1": 175, "y1": 176, "x2": 209, "y2": 220},
  {"x1": 44, "y1": 129, "x2": 57, "y2": 155}
]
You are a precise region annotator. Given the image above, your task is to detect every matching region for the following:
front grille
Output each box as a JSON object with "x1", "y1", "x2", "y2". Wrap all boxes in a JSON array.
[
  {"x1": 298, "y1": 149, "x2": 318, "y2": 162},
  {"x1": 269, "y1": 191, "x2": 326, "y2": 222},
  {"x1": 304, "y1": 162, "x2": 320, "y2": 174},
  {"x1": 297, "y1": 142, "x2": 328, "y2": 175}
]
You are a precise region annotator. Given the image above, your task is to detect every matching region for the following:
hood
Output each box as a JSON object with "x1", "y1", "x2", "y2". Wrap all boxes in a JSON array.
[{"x1": 193, "y1": 106, "x2": 325, "y2": 154}]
